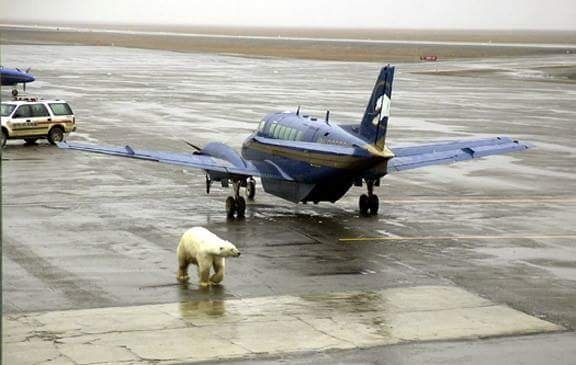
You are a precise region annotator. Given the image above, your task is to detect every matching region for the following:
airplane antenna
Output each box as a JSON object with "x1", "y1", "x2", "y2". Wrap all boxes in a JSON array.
[
  {"x1": 296, "y1": 106, "x2": 300, "y2": 116},
  {"x1": 325, "y1": 110, "x2": 330, "y2": 124}
]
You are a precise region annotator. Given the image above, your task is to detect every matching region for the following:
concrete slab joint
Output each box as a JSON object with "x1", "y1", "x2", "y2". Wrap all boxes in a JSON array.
[{"x1": 2, "y1": 285, "x2": 563, "y2": 364}]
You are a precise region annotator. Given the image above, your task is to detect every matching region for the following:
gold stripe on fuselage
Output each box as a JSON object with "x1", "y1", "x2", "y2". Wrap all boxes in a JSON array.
[{"x1": 244, "y1": 139, "x2": 392, "y2": 170}]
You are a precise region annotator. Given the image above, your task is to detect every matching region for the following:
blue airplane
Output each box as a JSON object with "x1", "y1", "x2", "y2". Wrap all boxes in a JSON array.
[
  {"x1": 0, "y1": 66, "x2": 35, "y2": 95},
  {"x1": 59, "y1": 66, "x2": 531, "y2": 218}
]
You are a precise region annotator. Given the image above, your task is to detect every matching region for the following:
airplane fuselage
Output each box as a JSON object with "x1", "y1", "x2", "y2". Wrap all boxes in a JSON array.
[
  {"x1": 59, "y1": 65, "x2": 531, "y2": 218},
  {"x1": 241, "y1": 111, "x2": 391, "y2": 203},
  {"x1": 0, "y1": 67, "x2": 35, "y2": 86}
]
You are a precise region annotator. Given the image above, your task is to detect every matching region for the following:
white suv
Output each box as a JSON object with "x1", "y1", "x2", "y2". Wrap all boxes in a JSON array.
[{"x1": 1, "y1": 98, "x2": 76, "y2": 147}]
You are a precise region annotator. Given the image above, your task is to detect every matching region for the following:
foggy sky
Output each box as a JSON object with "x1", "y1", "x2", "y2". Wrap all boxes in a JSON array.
[{"x1": 1, "y1": 0, "x2": 575, "y2": 30}]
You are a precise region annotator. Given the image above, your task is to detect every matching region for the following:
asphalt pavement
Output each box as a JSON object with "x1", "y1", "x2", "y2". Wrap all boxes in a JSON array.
[{"x1": 2, "y1": 45, "x2": 576, "y2": 364}]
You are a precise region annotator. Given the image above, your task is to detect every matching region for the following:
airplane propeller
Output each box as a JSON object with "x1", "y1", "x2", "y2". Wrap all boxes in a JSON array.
[
  {"x1": 21, "y1": 67, "x2": 32, "y2": 92},
  {"x1": 184, "y1": 140, "x2": 212, "y2": 194},
  {"x1": 184, "y1": 141, "x2": 202, "y2": 154}
]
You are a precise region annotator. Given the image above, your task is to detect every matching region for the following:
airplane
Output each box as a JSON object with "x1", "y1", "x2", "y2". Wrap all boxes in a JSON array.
[
  {"x1": 0, "y1": 66, "x2": 35, "y2": 96},
  {"x1": 58, "y1": 65, "x2": 531, "y2": 218}
]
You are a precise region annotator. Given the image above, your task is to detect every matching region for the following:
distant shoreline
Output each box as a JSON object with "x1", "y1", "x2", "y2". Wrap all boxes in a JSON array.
[{"x1": 2, "y1": 23, "x2": 575, "y2": 62}]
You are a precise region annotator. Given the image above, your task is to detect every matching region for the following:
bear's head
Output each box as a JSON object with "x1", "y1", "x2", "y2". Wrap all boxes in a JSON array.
[{"x1": 217, "y1": 241, "x2": 241, "y2": 258}]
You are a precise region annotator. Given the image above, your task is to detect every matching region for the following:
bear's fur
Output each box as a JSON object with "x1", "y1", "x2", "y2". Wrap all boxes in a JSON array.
[{"x1": 176, "y1": 227, "x2": 241, "y2": 287}]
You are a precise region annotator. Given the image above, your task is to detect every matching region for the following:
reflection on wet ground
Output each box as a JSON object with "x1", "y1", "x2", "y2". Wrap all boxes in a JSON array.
[
  {"x1": 2, "y1": 45, "x2": 576, "y2": 363},
  {"x1": 3, "y1": 285, "x2": 561, "y2": 364}
]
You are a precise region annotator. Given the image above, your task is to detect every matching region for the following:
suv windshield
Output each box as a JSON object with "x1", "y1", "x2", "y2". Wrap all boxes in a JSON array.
[
  {"x1": 1, "y1": 104, "x2": 16, "y2": 117},
  {"x1": 49, "y1": 103, "x2": 73, "y2": 116}
]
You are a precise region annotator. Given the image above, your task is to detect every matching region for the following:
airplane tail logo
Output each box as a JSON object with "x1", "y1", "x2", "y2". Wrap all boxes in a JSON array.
[{"x1": 360, "y1": 66, "x2": 395, "y2": 150}]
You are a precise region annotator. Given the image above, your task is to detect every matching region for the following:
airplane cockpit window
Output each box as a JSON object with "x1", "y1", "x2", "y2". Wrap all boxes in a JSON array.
[
  {"x1": 279, "y1": 126, "x2": 289, "y2": 140},
  {"x1": 258, "y1": 120, "x2": 266, "y2": 133},
  {"x1": 269, "y1": 122, "x2": 278, "y2": 137},
  {"x1": 273, "y1": 124, "x2": 281, "y2": 139}
]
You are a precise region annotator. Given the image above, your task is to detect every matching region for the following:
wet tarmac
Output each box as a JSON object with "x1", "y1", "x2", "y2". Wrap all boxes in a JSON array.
[{"x1": 2, "y1": 45, "x2": 576, "y2": 364}]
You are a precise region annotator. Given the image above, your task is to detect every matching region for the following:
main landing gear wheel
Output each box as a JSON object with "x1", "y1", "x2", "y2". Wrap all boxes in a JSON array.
[
  {"x1": 246, "y1": 178, "x2": 256, "y2": 200},
  {"x1": 225, "y1": 179, "x2": 249, "y2": 219},
  {"x1": 226, "y1": 197, "x2": 236, "y2": 219},
  {"x1": 359, "y1": 179, "x2": 380, "y2": 216},
  {"x1": 368, "y1": 195, "x2": 379, "y2": 215},
  {"x1": 359, "y1": 194, "x2": 370, "y2": 216},
  {"x1": 225, "y1": 196, "x2": 246, "y2": 219},
  {"x1": 236, "y1": 196, "x2": 246, "y2": 218}
]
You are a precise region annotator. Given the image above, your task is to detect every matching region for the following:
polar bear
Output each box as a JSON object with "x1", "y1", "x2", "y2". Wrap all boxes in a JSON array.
[{"x1": 176, "y1": 227, "x2": 241, "y2": 287}]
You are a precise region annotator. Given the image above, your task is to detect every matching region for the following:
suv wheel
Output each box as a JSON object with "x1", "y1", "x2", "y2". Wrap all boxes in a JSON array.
[
  {"x1": 1, "y1": 130, "x2": 7, "y2": 148},
  {"x1": 47, "y1": 127, "x2": 65, "y2": 145}
]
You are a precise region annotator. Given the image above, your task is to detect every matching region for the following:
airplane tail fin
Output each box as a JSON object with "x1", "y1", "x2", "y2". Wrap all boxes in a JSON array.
[{"x1": 360, "y1": 66, "x2": 395, "y2": 151}]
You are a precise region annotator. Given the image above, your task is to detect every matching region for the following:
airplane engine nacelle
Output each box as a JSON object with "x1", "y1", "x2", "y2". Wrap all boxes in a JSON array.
[{"x1": 202, "y1": 142, "x2": 249, "y2": 169}]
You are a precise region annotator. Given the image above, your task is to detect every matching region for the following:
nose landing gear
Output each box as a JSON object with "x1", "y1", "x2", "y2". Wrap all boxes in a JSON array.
[{"x1": 359, "y1": 178, "x2": 379, "y2": 216}]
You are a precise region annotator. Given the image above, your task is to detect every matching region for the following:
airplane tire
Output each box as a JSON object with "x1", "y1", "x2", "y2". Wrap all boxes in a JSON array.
[
  {"x1": 236, "y1": 197, "x2": 246, "y2": 218},
  {"x1": 246, "y1": 180, "x2": 256, "y2": 200},
  {"x1": 359, "y1": 194, "x2": 370, "y2": 216},
  {"x1": 226, "y1": 196, "x2": 236, "y2": 219},
  {"x1": 368, "y1": 195, "x2": 379, "y2": 215},
  {"x1": 47, "y1": 126, "x2": 65, "y2": 145}
]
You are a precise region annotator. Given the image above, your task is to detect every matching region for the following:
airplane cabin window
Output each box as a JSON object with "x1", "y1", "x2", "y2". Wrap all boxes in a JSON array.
[
  {"x1": 269, "y1": 122, "x2": 278, "y2": 137},
  {"x1": 279, "y1": 126, "x2": 288, "y2": 140},
  {"x1": 296, "y1": 131, "x2": 303, "y2": 141}
]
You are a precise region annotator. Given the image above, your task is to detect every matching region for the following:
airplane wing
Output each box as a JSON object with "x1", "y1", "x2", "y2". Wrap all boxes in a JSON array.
[
  {"x1": 57, "y1": 142, "x2": 293, "y2": 180},
  {"x1": 387, "y1": 136, "x2": 531, "y2": 173}
]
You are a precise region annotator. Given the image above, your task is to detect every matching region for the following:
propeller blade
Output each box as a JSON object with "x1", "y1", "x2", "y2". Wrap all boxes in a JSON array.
[{"x1": 184, "y1": 141, "x2": 202, "y2": 152}]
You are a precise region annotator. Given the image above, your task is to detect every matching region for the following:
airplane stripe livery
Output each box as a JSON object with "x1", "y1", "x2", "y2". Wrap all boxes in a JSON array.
[{"x1": 59, "y1": 66, "x2": 531, "y2": 218}]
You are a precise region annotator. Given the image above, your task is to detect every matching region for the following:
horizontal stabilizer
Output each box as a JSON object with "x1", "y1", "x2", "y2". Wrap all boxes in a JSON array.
[{"x1": 387, "y1": 137, "x2": 532, "y2": 173}]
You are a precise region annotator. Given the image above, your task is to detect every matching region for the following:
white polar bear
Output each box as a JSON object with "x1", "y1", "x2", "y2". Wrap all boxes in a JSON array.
[{"x1": 176, "y1": 227, "x2": 241, "y2": 287}]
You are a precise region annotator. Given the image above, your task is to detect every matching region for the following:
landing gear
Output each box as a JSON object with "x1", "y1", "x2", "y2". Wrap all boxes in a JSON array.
[
  {"x1": 359, "y1": 179, "x2": 379, "y2": 216},
  {"x1": 205, "y1": 174, "x2": 212, "y2": 194},
  {"x1": 225, "y1": 179, "x2": 253, "y2": 219},
  {"x1": 246, "y1": 178, "x2": 256, "y2": 200}
]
